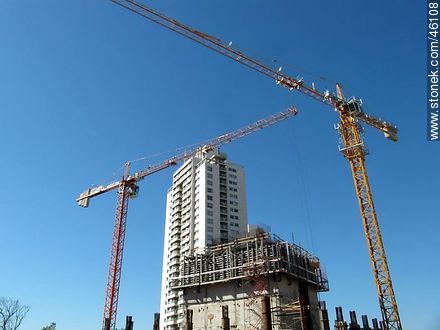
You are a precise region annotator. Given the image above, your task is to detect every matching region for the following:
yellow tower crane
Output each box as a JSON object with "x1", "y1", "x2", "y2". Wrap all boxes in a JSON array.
[{"x1": 109, "y1": 1, "x2": 402, "y2": 329}]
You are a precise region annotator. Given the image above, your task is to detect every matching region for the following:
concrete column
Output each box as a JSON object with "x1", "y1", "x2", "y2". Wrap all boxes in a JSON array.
[
  {"x1": 222, "y1": 305, "x2": 230, "y2": 330},
  {"x1": 186, "y1": 309, "x2": 193, "y2": 330},
  {"x1": 261, "y1": 296, "x2": 272, "y2": 330},
  {"x1": 153, "y1": 313, "x2": 160, "y2": 330}
]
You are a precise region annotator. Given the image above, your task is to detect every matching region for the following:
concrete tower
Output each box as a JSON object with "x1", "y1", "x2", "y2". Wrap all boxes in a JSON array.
[{"x1": 159, "y1": 148, "x2": 248, "y2": 330}]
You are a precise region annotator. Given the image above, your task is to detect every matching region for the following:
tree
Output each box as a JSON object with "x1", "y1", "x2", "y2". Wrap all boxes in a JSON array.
[
  {"x1": 41, "y1": 322, "x2": 56, "y2": 330},
  {"x1": 0, "y1": 298, "x2": 30, "y2": 330}
]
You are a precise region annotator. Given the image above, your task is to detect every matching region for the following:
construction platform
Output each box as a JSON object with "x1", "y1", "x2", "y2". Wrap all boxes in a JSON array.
[
  {"x1": 171, "y1": 231, "x2": 329, "y2": 291},
  {"x1": 168, "y1": 231, "x2": 329, "y2": 330}
]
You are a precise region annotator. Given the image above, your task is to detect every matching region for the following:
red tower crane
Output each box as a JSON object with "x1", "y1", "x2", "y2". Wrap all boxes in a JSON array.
[
  {"x1": 77, "y1": 106, "x2": 298, "y2": 330},
  {"x1": 109, "y1": 1, "x2": 402, "y2": 329}
]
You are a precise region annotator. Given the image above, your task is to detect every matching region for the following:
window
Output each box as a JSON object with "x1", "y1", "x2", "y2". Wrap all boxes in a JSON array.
[
  {"x1": 207, "y1": 180, "x2": 213, "y2": 186},
  {"x1": 207, "y1": 210, "x2": 213, "y2": 216},
  {"x1": 207, "y1": 202, "x2": 213, "y2": 208},
  {"x1": 207, "y1": 173, "x2": 213, "y2": 179},
  {"x1": 229, "y1": 193, "x2": 238, "y2": 199},
  {"x1": 207, "y1": 195, "x2": 213, "y2": 201},
  {"x1": 207, "y1": 218, "x2": 213, "y2": 224},
  {"x1": 229, "y1": 180, "x2": 237, "y2": 185},
  {"x1": 229, "y1": 174, "x2": 237, "y2": 179},
  {"x1": 207, "y1": 226, "x2": 213, "y2": 233},
  {"x1": 207, "y1": 166, "x2": 213, "y2": 172},
  {"x1": 207, "y1": 187, "x2": 213, "y2": 193}
]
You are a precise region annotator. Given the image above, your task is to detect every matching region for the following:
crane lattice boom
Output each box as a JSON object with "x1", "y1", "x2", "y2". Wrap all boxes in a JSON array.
[
  {"x1": 109, "y1": 1, "x2": 402, "y2": 329},
  {"x1": 111, "y1": 0, "x2": 397, "y2": 142},
  {"x1": 77, "y1": 106, "x2": 297, "y2": 206}
]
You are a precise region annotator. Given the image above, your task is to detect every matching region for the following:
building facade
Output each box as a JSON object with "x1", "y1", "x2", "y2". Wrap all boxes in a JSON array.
[{"x1": 160, "y1": 148, "x2": 248, "y2": 330}]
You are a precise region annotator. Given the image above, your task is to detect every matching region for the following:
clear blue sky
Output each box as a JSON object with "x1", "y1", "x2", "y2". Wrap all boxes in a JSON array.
[{"x1": 0, "y1": 1, "x2": 434, "y2": 329}]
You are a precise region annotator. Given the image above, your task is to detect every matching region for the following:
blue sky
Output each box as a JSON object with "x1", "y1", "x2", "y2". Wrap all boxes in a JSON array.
[{"x1": 0, "y1": 1, "x2": 435, "y2": 329}]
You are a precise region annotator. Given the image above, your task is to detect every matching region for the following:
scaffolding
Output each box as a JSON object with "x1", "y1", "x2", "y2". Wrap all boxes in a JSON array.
[
  {"x1": 245, "y1": 277, "x2": 268, "y2": 330},
  {"x1": 171, "y1": 232, "x2": 328, "y2": 291},
  {"x1": 272, "y1": 298, "x2": 306, "y2": 330}
]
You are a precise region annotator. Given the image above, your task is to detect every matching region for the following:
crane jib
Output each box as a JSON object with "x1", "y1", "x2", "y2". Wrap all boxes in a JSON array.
[{"x1": 112, "y1": 0, "x2": 396, "y2": 141}]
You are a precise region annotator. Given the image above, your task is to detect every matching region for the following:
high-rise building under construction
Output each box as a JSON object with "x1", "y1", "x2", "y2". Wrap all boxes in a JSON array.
[
  {"x1": 160, "y1": 148, "x2": 248, "y2": 329},
  {"x1": 159, "y1": 147, "x2": 330, "y2": 330}
]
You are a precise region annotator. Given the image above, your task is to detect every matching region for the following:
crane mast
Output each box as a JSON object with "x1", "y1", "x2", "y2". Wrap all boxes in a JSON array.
[
  {"x1": 103, "y1": 163, "x2": 134, "y2": 330},
  {"x1": 335, "y1": 85, "x2": 401, "y2": 330},
  {"x1": 109, "y1": 1, "x2": 402, "y2": 329},
  {"x1": 77, "y1": 106, "x2": 298, "y2": 330}
]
